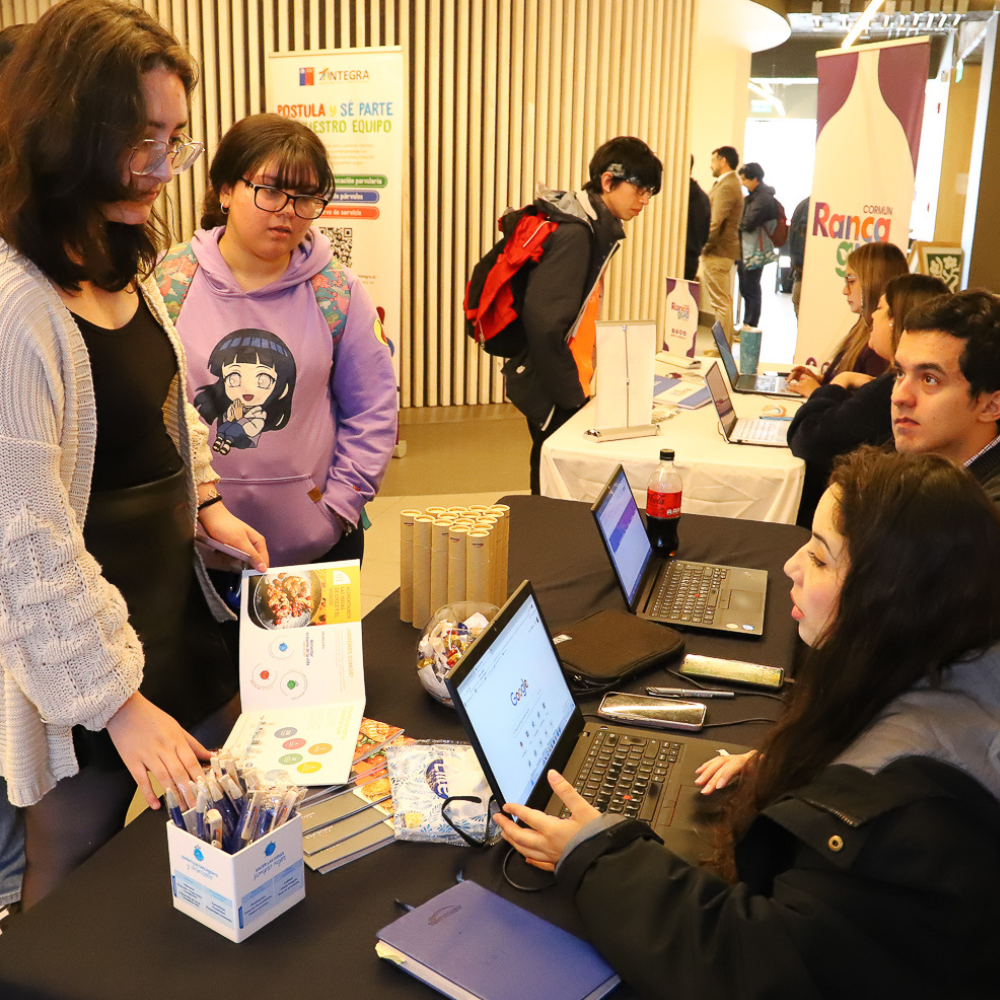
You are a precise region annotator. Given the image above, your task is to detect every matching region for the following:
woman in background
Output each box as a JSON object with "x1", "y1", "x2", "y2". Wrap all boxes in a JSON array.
[
  {"x1": 0, "y1": 0, "x2": 266, "y2": 907},
  {"x1": 736, "y1": 162, "x2": 780, "y2": 331},
  {"x1": 158, "y1": 113, "x2": 397, "y2": 569},
  {"x1": 787, "y1": 273, "x2": 950, "y2": 526},
  {"x1": 498, "y1": 447, "x2": 1000, "y2": 1000},
  {"x1": 788, "y1": 240, "x2": 908, "y2": 397}
]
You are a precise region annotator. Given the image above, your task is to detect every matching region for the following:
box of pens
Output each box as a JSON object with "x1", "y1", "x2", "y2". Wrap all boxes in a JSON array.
[{"x1": 165, "y1": 754, "x2": 306, "y2": 942}]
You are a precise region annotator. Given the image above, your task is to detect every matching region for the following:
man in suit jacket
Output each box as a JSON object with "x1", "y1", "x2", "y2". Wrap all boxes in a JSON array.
[{"x1": 700, "y1": 146, "x2": 743, "y2": 346}]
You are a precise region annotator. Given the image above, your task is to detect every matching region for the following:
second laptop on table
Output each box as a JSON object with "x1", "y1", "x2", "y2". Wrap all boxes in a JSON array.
[{"x1": 591, "y1": 464, "x2": 767, "y2": 635}]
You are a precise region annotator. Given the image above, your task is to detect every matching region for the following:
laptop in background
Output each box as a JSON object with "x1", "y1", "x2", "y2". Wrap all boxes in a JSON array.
[
  {"x1": 591, "y1": 465, "x2": 767, "y2": 635},
  {"x1": 706, "y1": 363, "x2": 789, "y2": 448},
  {"x1": 711, "y1": 321, "x2": 797, "y2": 398},
  {"x1": 444, "y1": 582, "x2": 750, "y2": 863}
]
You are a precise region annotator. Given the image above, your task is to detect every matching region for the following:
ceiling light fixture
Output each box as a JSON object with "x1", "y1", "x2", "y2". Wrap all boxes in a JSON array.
[{"x1": 842, "y1": 0, "x2": 889, "y2": 48}]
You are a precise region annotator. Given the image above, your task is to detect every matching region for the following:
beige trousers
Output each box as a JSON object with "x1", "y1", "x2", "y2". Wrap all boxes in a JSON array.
[{"x1": 700, "y1": 254, "x2": 736, "y2": 345}]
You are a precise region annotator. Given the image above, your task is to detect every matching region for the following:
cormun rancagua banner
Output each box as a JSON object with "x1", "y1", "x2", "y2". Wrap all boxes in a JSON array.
[
  {"x1": 795, "y1": 38, "x2": 930, "y2": 369},
  {"x1": 267, "y1": 49, "x2": 404, "y2": 383}
]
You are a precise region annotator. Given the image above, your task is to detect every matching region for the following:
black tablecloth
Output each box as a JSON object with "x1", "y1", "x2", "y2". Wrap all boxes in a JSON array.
[{"x1": 0, "y1": 497, "x2": 808, "y2": 1000}]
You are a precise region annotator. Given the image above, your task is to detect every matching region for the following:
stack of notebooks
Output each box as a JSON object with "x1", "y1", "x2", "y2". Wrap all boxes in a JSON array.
[{"x1": 299, "y1": 717, "x2": 413, "y2": 873}]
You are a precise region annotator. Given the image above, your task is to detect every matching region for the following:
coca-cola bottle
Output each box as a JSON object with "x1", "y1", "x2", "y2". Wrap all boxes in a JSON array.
[{"x1": 646, "y1": 449, "x2": 682, "y2": 555}]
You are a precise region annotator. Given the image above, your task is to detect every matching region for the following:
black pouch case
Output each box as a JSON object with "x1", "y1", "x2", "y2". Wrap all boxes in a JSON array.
[{"x1": 552, "y1": 608, "x2": 686, "y2": 696}]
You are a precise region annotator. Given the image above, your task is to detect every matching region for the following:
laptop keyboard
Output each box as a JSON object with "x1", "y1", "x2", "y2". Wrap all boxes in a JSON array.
[
  {"x1": 564, "y1": 730, "x2": 680, "y2": 821},
  {"x1": 651, "y1": 562, "x2": 727, "y2": 625},
  {"x1": 738, "y1": 417, "x2": 785, "y2": 443}
]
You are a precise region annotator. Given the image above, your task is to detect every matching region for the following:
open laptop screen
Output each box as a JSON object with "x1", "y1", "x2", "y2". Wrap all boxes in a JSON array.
[
  {"x1": 711, "y1": 321, "x2": 740, "y2": 386},
  {"x1": 593, "y1": 466, "x2": 654, "y2": 605},
  {"x1": 450, "y1": 589, "x2": 576, "y2": 807},
  {"x1": 705, "y1": 363, "x2": 738, "y2": 436}
]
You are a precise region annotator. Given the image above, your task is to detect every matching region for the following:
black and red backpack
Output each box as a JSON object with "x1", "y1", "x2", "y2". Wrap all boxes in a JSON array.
[{"x1": 463, "y1": 205, "x2": 560, "y2": 357}]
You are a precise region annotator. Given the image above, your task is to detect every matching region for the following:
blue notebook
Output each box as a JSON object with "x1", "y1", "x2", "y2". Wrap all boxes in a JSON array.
[{"x1": 376, "y1": 879, "x2": 619, "y2": 1000}]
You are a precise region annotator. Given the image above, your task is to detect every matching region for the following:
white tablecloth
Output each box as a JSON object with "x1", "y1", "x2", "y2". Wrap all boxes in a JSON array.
[{"x1": 540, "y1": 365, "x2": 805, "y2": 523}]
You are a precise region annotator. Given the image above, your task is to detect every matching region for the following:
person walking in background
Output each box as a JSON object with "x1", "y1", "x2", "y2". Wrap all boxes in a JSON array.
[
  {"x1": 700, "y1": 146, "x2": 743, "y2": 347},
  {"x1": 158, "y1": 113, "x2": 397, "y2": 569},
  {"x1": 685, "y1": 155, "x2": 710, "y2": 282},
  {"x1": 736, "y1": 162, "x2": 779, "y2": 330}
]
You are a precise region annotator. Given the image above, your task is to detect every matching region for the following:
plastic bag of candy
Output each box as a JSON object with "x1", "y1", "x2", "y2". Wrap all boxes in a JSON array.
[{"x1": 385, "y1": 741, "x2": 499, "y2": 846}]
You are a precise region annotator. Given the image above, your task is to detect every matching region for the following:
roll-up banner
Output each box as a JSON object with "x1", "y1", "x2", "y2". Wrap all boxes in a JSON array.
[
  {"x1": 795, "y1": 38, "x2": 930, "y2": 369},
  {"x1": 267, "y1": 49, "x2": 404, "y2": 384}
]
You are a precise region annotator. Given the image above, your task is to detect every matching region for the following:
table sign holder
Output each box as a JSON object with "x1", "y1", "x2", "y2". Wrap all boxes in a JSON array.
[
  {"x1": 166, "y1": 813, "x2": 305, "y2": 942},
  {"x1": 593, "y1": 319, "x2": 657, "y2": 437},
  {"x1": 664, "y1": 277, "x2": 700, "y2": 357}
]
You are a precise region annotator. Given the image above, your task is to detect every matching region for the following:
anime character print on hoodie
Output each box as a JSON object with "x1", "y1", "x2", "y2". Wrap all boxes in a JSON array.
[{"x1": 158, "y1": 226, "x2": 397, "y2": 566}]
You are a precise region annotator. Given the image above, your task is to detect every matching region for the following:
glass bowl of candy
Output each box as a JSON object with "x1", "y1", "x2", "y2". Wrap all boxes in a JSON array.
[{"x1": 417, "y1": 602, "x2": 499, "y2": 706}]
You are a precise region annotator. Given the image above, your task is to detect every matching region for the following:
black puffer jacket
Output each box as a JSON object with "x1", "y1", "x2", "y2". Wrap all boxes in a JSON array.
[
  {"x1": 501, "y1": 188, "x2": 624, "y2": 428},
  {"x1": 556, "y1": 653, "x2": 1000, "y2": 1000}
]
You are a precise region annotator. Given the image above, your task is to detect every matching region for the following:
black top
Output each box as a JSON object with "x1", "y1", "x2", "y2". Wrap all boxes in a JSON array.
[
  {"x1": 74, "y1": 293, "x2": 183, "y2": 490},
  {"x1": 788, "y1": 373, "x2": 894, "y2": 527}
]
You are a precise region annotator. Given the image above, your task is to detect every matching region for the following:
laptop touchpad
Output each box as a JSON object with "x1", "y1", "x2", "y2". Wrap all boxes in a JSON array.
[{"x1": 727, "y1": 589, "x2": 763, "y2": 614}]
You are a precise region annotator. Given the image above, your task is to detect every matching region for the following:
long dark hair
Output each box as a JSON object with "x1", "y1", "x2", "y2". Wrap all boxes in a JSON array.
[
  {"x1": 883, "y1": 273, "x2": 949, "y2": 354},
  {"x1": 715, "y1": 448, "x2": 1000, "y2": 874},
  {"x1": 200, "y1": 113, "x2": 334, "y2": 230},
  {"x1": 0, "y1": 0, "x2": 195, "y2": 292},
  {"x1": 193, "y1": 329, "x2": 297, "y2": 432}
]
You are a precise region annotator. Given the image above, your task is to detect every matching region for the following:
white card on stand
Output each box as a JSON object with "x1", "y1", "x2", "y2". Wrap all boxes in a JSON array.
[{"x1": 595, "y1": 319, "x2": 657, "y2": 430}]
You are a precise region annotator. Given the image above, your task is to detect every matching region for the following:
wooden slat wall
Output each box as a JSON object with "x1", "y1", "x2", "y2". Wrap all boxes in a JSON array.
[{"x1": 1, "y1": 0, "x2": 693, "y2": 408}]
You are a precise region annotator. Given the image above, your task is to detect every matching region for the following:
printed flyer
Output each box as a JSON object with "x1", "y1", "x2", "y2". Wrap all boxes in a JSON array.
[{"x1": 225, "y1": 560, "x2": 365, "y2": 785}]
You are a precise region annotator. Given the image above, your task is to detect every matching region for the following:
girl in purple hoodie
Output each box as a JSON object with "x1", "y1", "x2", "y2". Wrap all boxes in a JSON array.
[{"x1": 158, "y1": 115, "x2": 397, "y2": 566}]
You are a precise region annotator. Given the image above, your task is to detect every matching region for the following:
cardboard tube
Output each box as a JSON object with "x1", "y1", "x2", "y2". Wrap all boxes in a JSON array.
[
  {"x1": 489, "y1": 505, "x2": 510, "y2": 605},
  {"x1": 468, "y1": 504, "x2": 491, "y2": 513},
  {"x1": 412, "y1": 515, "x2": 435, "y2": 628},
  {"x1": 473, "y1": 518, "x2": 500, "y2": 605},
  {"x1": 430, "y1": 520, "x2": 451, "y2": 616},
  {"x1": 424, "y1": 506, "x2": 448, "y2": 516},
  {"x1": 399, "y1": 509, "x2": 421, "y2": 623},
  {"x1": 447, "y1": 506, "x2": 469, "y2": 514},
  {"x1": 448, "y1": 526, "x2": 469, "y2": 604},
  {"x1": 466, "y1": 530, "x2": 492, "y2": 604}
]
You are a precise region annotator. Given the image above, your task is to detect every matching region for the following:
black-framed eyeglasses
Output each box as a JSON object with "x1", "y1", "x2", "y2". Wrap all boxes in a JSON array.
[
  {"x1": 129, "y1": 133, "x2": 205, "y2": 176},
  {"x1": 241, "y1": 178, "x2": 330, "y2": 220}
]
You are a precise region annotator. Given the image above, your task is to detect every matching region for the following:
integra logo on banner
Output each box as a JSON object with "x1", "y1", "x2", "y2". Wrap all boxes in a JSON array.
[{"x1": 812, "y1": 201, "x2": 892, "y2": 243}]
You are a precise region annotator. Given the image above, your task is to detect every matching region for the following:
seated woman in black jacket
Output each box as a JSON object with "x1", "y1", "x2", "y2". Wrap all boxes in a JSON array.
[
  {"x1": 788, "y1": 273, "x2": 950, "y2": 526},
  {"x1": 497, "y1": 447, "x2": 1000, "y2": 1000}
]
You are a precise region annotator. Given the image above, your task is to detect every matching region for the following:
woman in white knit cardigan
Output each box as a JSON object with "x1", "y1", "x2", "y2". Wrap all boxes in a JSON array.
[{"x1": 0, "y1": 1, "x2": 268, "y2": 908}]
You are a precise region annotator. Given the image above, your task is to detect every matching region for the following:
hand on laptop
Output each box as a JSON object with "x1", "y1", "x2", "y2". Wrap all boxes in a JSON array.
[
  {"x1": 786, "y1": 366, "x2": 822, "y2": 397},
  {"x1": 496, "y1": 770, "x2": 600, "y2": 871},
  {"x1": 694, "y1": 749, "x2": 757, "y2": 794}
]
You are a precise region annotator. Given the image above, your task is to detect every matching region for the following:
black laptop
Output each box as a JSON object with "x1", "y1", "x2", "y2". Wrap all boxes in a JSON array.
[
  {"x1": 591, "y1": 465, "x2": 768, "y2": 635},
  {"x1": 444, "y1": 582, "x2": 750, "y2": 863},
  {"x1": 711, "y1": 321, "x2": 797, "y2": 397}
]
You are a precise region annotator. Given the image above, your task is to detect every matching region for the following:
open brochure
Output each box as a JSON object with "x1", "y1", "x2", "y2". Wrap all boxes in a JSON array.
[{"x1": 224, "y1": 560, "x2": 365, "y2": 786}]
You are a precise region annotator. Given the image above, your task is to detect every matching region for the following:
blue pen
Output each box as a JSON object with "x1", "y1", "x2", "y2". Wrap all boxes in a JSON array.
[{"x1": 165, "y1": 787, "x2": 185, "y2": 829}]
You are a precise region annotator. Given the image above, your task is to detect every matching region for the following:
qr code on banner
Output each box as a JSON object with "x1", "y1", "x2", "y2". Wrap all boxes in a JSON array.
[{"x1": 321, "y1": 226, "x2": 353, "y2": 268}]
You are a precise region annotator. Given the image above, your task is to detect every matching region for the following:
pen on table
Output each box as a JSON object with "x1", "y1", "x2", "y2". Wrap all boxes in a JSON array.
[{"x1": 646, "y1": 687, "x2": 736, "y2": 699}]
